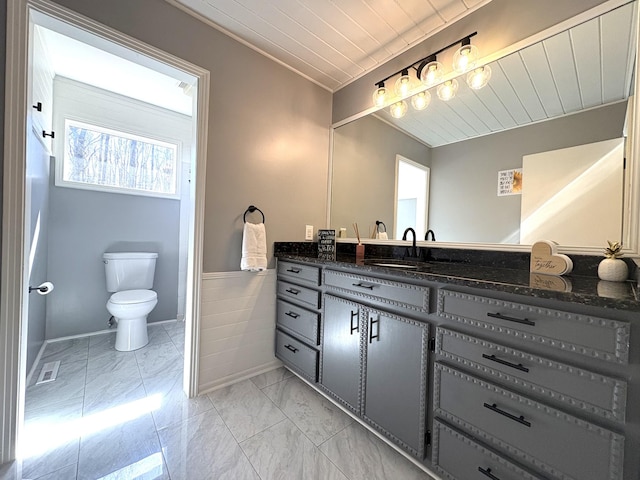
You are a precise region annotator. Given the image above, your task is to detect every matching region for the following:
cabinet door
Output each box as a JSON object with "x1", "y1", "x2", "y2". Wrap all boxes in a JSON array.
[
  {"x1": 363, "y1": 309, "x2": 429, "y2": 457},
  {"x1": 321, "y1": 295, "x2": 362, "y2": 413}
]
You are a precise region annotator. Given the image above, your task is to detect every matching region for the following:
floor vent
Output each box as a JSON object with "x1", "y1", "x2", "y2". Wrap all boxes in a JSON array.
[{"x1": 36, "y1": 361, "x2": 61, "y2": 385}]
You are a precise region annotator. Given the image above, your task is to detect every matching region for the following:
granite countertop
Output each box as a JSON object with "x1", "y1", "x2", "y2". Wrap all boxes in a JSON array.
[{"x1": 275, "y1": 250, "x2": 640, "y2": 312}]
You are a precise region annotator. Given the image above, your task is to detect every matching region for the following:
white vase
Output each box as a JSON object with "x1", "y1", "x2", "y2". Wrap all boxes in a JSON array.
[{"x1": 597, "y1": 258, "x2": 628, "y2": 282}]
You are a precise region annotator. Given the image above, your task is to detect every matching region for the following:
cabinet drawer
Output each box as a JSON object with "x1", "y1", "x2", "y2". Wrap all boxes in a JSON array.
[
  {"x1": 277, "y1": 260, "x2": 320, "y2": 286},
  {"x1": 436, "y1": 328, "x2": 627, "y2": 423},
  {"x1": 277, "y1": 280, "x2": 320, "y2": 310},
  {"x1": 432, "y1": 420, "x2": 544, "y2": 480},
  {"x1": 437, "y1": 289, "x2": 629, "y2": 364},
  {"x1": 324, "y1": 269, "x2": 429, "y2": 314},
  {"x1": 275, "y1": 330, "x2": 318, "y2": 381},
  {"x1": 434, "y1": 363, "x2": 624, "y2": 480},
  {"x1": 276, "y1": 299, "x2": 320, "y2": 345}
]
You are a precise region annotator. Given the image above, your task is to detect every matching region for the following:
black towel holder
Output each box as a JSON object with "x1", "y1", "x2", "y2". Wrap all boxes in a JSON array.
[{"x1": 244, "y1": 205, "x2": 265, "y2": 224}]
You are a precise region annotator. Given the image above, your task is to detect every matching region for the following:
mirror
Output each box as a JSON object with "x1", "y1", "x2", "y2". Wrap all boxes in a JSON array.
[{"x1": 330, "y1": 1, "x2": 639, "y2": 254}]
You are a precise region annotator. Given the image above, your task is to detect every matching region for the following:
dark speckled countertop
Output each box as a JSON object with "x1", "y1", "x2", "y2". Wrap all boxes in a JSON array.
[{"x1": 274, "y1": 242, "x2": 640, "y2": 312}]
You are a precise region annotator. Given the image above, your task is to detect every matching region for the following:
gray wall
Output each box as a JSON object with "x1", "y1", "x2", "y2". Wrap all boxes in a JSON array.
[
  {"x1": 48, "y1": 0, "x2": 333, "y2": 273},
  {"x1": 331, "y1": 115, "x2": 430, "y2": 239},
  {"x1": 429, "y1": 102, "x2": 627, "y2": 243},
  {"x1": 25, "y1": 132, "x2": 50, "y2": 371},
  {"x1": 332, "y1": 0, "x2": 611, "y2": 123},
  {"x1": 46, "y1": 168, "x2": 180, "y2": 338}
]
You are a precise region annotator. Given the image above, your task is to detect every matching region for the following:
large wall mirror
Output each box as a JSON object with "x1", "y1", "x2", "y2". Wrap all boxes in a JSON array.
[{"x1": 330, "y1": 0, "x2": 640, "y2": 256}]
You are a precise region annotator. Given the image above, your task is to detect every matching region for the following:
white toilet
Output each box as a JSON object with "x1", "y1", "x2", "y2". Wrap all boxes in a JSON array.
[{"x1": 103, "y1": 252, "x2": 159, "y2": 351}]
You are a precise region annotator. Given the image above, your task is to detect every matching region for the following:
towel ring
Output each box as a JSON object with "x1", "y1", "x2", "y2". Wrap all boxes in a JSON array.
[
  {"x1": 244, "y1": 205, "x2": 265, "y2": 223},
  {"x1": 375, "y1": 220, "x2": 386, "y2": 233}
]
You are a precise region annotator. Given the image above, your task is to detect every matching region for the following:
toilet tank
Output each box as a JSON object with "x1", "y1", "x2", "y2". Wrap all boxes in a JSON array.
[{"x1": 103, "y1": 252, "x2": 158, "y2": 292}]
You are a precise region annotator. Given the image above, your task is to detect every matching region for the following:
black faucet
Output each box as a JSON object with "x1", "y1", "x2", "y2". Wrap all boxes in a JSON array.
[
  {"x1": 425, "y1": 229, "x2": 436, "y2": 241},
  {"x1": 402, "y1": 227, "x2": 418, "y2": 259}
]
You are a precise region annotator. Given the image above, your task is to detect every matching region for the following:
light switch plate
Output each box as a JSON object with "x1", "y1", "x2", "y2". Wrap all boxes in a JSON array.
[{"x1": 305, "y1": 225, "x2": 314, "y2": 240}]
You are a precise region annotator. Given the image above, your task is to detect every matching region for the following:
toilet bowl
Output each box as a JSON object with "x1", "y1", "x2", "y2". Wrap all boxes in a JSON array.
[{"x1": 107, "y1": 289, "x2": 158, "y2": 351}]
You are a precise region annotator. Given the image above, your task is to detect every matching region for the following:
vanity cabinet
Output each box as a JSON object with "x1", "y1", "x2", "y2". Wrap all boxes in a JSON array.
[
  {"x1": 321, "y1": 270, "x2": 431, "y2": 458},
  {"x1": 275, "y1": 260, "x2": 322, "y2": 382},
  {"x1": 432, "y1": 287, "x2": 630, "y2": 480}
]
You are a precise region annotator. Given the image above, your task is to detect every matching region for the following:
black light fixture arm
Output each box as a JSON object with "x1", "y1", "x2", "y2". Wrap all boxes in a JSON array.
[{"x1": 374, "y1": 32, "x2": 477, "y2": 86}]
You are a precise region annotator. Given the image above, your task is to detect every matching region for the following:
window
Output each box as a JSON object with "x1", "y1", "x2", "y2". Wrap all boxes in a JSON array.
[{"x1": 59, "y1": 120, "x2": 180, "y2": 198}]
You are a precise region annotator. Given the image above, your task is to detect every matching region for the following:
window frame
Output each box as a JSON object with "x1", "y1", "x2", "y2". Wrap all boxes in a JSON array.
[{"x1": 56, "y1": 118, "x2": 182, "y2": 199}]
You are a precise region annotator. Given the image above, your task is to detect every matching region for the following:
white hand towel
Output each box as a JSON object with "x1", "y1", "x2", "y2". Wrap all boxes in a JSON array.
[
  {"x1": 377, "y1": 231, "x2": 388, "y2": 240},
  {"x1": 241, "y1": 222, "x2": 267, "y2": 272}
]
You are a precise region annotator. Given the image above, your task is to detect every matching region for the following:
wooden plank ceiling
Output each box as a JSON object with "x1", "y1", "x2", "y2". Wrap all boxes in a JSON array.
[{"x1": 172, "y1": 0, "x2": 487, "y2": 91}]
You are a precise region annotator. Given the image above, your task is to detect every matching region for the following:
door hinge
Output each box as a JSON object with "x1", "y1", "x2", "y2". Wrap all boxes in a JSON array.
[
  {"x1": 429, "y1": 337, "x2": 436, "y2": 351},
  {"x1": 426, "y1": 430, "x2": 432, "y2": 446}
]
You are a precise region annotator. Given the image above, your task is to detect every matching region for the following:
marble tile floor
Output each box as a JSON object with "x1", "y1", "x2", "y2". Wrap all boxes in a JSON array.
[{"x1": 12, "y1": 322, "x2": 434, "y2": 480}]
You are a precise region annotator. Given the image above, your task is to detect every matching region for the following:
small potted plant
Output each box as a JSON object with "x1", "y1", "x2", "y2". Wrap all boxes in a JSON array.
[{"x1": 597, "y1": 241, "x2": 628, "y2": 282}]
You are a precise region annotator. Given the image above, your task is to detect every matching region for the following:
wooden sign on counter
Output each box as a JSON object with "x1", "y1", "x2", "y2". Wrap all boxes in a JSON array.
[{"x1": 530, "y1": 240, "x2": 573, "y2": 276}]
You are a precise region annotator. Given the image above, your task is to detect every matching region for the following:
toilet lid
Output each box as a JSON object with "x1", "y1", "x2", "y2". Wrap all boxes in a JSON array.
[{"x1": 110, "y1": 289, "x2": 157, "y2": 305}]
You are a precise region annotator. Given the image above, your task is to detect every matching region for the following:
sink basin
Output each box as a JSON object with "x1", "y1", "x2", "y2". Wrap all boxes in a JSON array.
[
  {"x1": 364, "y1": 259, "x2": 429, "y2": 270},
  {"x1": 368, "y1": 262, "x2": 419, "y2": 269}
]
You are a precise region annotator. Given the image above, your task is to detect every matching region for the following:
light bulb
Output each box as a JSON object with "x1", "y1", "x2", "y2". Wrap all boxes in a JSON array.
[
  {"x1": 437, "y1": 79, "x2": 458, "y2": 101},
  {"x1": 390, "y1": 100, "x2": 408, "y2": 119},
  {"x1": 394, "y1": 71, "x2": 414, "y2": 97},
  {"x1": 420, "y1": 61, "x2": 443, "y2": 87},
  {"x1": 453, "y1": 44, "x2": 479, "y2": 73},
  {"x1": 411, "y1": 91, "x2": 431, "y2": 111},
  {"x1": 372, "y1": 85, "x2": 387, "y2": 107},
  {"x1": 467, "y1": 65, "x2": 492, "y2": 90}
]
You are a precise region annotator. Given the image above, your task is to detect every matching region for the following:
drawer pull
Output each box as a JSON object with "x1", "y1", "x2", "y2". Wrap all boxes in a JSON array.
[
  {"x1": 350, "y1": 310, "x2": 359, "y2": 334},
  {"x1": 482, "y1": 354, "x2": 529, "y2": 373},
  {"x1": 286, "y1": 267, "x2": 301, "y2": 274},
  {"x1": 487, "y1": 312, "x2": 535, "y2": 327},
  {"x1": 352, "y1": 282, "x2": 375, "y2": 290},
  {"x1": 285, "y1": 288, "x2": 300, "y2": 295},
  {"x1": 284, "y1": 344, "x2": 299, "y2": 353},
  {"x1": 369, "y1": 317, "x2": 380, "y2": 343},
  {"x1": 478, "y1": 467, "x2": 501, "y2": 480},
  {"x1": 285, "y1": 311, "x2": 300, "y2": 319},
  {"x1": 483, "y1": 403, "x2": 531, "y2": 427}
]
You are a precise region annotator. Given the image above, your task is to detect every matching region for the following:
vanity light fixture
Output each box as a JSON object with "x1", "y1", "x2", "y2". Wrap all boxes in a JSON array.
[
  {"x1": 372, "y1": 81, "x2": 387, "y2": 107},
  {"x1": 411, "y1": 91, "x2": 431, "y2": 110},
  {"x1": 467, "y1": 65, "x2": 492, "y2": 90},
  {"x1": 453, "y1": 37, "x2": 480, "y2": 73},
  {"x1": 437, "y1": 79, "x2": 459, "y2": 101},
  {"x1": 372, "y1": 32, "x2": 480, "y2": 110},
  {"x1": 390, "y1": 100, "x2": 409, "y2": 118}
]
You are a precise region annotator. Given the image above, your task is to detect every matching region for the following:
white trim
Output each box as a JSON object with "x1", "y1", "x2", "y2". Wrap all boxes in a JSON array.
[
  {"x1": 2, "y1": 0, "x2": 209, "y2": 463},
  {"x1": 197, "y1": 360, "x2": 283, "y2": 395},
  {"x1": 201, "y1": 269, "x2": 275, "y2": 281}
]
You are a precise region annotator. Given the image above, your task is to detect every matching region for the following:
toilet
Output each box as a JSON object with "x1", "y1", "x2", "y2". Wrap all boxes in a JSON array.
[{"x1": 103, "y1": 252, "x2": 158, "y2": 351}]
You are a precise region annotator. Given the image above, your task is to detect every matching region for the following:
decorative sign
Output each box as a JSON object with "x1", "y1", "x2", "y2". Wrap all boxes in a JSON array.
[
  {"x1": 317, "y1": 229, "x2": 336, "y2": 260},
  {"x1": 497, "y1": 168, "x2": 523, "y2": 196},
  {"x1": 530, "y1": 240, "x2": 573, "y2": 276}
]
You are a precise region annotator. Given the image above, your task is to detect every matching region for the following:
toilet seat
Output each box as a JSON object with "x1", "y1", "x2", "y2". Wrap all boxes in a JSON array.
[{"x1": 110, "y1": 289, "x2": 157, "y2": 305}]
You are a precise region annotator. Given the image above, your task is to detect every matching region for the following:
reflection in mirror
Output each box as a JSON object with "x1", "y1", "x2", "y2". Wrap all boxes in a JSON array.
[{"x1": 330, "y1": 1, "x2": 637, "y2": 250}]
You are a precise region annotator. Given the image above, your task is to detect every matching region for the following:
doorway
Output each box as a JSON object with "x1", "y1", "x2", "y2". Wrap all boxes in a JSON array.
[
  {"x1": 394, "y1": 155, "x2": 430, "y2": 239},
  {"x1": 1, "y1": 0, "x2": 209, "y2": 464}
]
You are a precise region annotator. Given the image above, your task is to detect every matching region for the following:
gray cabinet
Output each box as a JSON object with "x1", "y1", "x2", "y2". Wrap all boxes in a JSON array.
[
  {"x1": 321, "y1": 294, "x2": 362, "y2": 413},
  {"x1": 363, "y1": 307, "x2": 429, "y2": 457}
]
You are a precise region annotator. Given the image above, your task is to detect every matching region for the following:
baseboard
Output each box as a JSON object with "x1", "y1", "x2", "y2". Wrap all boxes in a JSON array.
[
  {"x1": 198, "y1": 360, "x2": 283, "y2": 395},
  {"x1": 45, "y1": 319, "x2": 181, "y2": 344}
]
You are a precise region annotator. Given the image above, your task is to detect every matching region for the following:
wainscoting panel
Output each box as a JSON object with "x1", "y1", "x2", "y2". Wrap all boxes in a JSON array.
[{"x1": 199, "y1": 270, "x2": 280, "y2": 392}]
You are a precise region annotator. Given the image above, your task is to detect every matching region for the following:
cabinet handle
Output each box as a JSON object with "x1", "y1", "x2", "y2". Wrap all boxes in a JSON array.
[
  {"x1": 487, "y1": 312, "x2": 535, "y2": 327},
  {"x1": 482, "y1": 354, "x2": 529, "y2": 373},
  {"x1": 285, "y1": 288, "x2": 300, "y2": 295},
  {"x1": 369, "y1": 317, "x2": 380, "y2": 343},
  {"x1": 284, "y1": 344, "x2": 299, "y2": 353},
  {"x1": 478, "y1": 467, "x2": 501, "y2": 480},
  {"x1": 285, "y1": 311, "x2": 300, "y2": 319},
  {"x1": 483, "y1": 403, "x2": 531, "y2": 427},
  {"x1": 350, "y1": 310, "x2": 359, "y2": 334},
  {"x1": 286, "y1": 267, "x2": 301, "y2": 274},
  {"x1": 352, "y1": 282, "x2": 375, "y2": 290}
]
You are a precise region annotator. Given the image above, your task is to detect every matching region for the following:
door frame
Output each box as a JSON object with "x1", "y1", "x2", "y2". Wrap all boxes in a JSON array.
[{"x1": 1, "y1": 0, "x2": 210, "y2": 463}]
